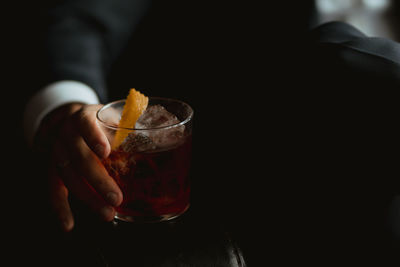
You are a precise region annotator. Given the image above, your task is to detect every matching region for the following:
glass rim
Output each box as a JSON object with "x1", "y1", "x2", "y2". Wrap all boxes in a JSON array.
[{"x1": 96, "y1": 97, "x2": 194, "y2": 131}]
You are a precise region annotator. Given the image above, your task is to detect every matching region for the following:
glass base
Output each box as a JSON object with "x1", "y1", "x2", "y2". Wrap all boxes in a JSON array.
[{"x1": 114, "y1": 204, "x2": 190, "y2": 223}]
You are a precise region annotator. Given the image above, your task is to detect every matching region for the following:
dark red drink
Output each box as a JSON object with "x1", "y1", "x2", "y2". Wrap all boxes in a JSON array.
[{"x1": 103, "y1": 136, "x2": 192, "y2": 222}]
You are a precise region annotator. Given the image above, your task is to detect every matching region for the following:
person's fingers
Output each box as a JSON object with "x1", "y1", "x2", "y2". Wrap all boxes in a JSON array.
[
  {"x1": 50, "y1": 141, "x2": 75, "y2": 231},
  {"x1": 48, "y1": 172, "x2": 74, "y2": 232},
  {"x1": 52, "y1": 140, "x2": 116, "y2": 221},
  {"x1": 72, "y1": 104, "x2": 110, "y2": 159},
  {"x1": 57, "y1": 159, "x2": 116, "y2": 222},
  {"x1": 55, "y1": 121, "x2": 123, "y2": 207},
  {"x1": 57, "y1": 112, "x2": 123, "y2": 207},
  {"x1": 44, "y1": 103, "x2": 120, "y2": 232},
  {"x1": 64, "y1": 172, "x2": 116, "y2": 222},
  {"x1": 69, "y1": 135, "x2": 123, "y2": 207}
]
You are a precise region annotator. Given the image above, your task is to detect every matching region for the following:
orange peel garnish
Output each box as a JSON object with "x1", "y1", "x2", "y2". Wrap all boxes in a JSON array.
[{"x1": 112, "y1": 88, "x2": 148, "y2": 149}]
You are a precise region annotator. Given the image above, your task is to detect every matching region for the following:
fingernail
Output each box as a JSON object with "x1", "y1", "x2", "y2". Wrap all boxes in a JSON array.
[
  {"x1": 106, "y1": 192, "x2": 120, "y2": 206},
  {"x1": 101, "y1": 205, "x2": 115, "y2": 221},
  {"x1": 94, "y1": 144, "x2": 105, "y2": 158},
  {"x1": 61, "y1": 219, "x2": 74, "y2": 232}
]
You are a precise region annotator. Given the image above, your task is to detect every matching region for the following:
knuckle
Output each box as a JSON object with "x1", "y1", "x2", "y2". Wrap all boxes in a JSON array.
[
  {"x1": 73, "y1": 108, "x2": 89, "y2": 124},
  {"x1": 73, "y1": 106, "x2": 98, "y2": 133}
]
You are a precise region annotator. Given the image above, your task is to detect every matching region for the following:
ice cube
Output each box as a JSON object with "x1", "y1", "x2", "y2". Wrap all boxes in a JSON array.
[
  {"x1": 135, "y1": 105, "x2": 180, "y2": 129},
  {"x1": 120, "y1": 132, "x2": 155, "y2": 153},
  {"x1": 117, "y1": 105, "x2": 185, "y2": 152},
  {"x1": 136, "y1": 104, "x2": 185, "y2": 149},
  {"x1": 150, "y1": 125, "x2": 185, "y2": 149}
]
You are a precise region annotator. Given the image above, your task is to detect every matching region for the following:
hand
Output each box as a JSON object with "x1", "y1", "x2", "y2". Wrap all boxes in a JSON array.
[{"x1": 36, "y1": 103, "x2": 123, "y2": 232}]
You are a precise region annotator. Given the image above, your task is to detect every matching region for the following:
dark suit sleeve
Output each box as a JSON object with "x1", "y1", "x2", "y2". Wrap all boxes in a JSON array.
[{"x1": 43, "y1": 0, "x2": 151, "y2": 102}]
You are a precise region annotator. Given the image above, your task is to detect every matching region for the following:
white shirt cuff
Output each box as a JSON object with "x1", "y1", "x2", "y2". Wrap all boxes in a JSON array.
[{"x1": 23, "y1": 80, "x2": 101, "y2": 146}]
